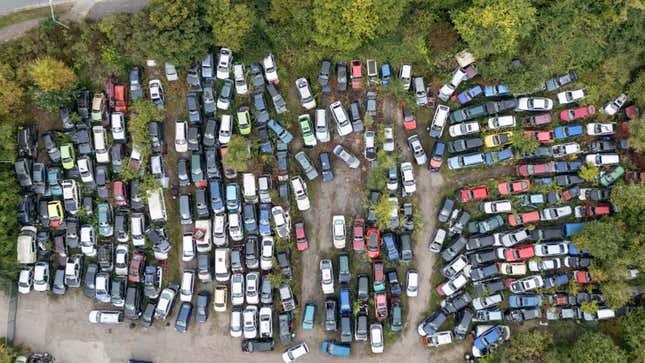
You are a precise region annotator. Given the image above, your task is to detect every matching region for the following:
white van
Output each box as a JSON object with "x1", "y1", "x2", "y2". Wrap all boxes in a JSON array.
[
  {"x1": 218, "y1": 114, "x2": 232, "y2": 144},
  {"x1": 399, "y1": 64, "x2": 412, "y2": 90},
  {"x1": 147, "y1": 188, "x2": 167, "y2": 222},
  {"x1": 429, "y1": 105, "x2": 450, "y2": 139},
  {"x1": 233, "y1": 64, "x2": 248, "y2": 95},
  {"x1": 214, "y1": 248, "x2": 231, "y2": 282},
  {"x1": 89, "y1": 310, "x2": 123, "y2": 324},
  {"x1": 315, "y1": 109, "x2": 330, "y2": 143},
  {"x1": 92, "y1": 126, "x2": 110, "y2": 163},
  {"x1": 182, "y1": 232, "x2": 195, "y2": 262},
  {"x1": 17, "y1": 226, "x2": 37, "y2": 264},
  {"x1": 242, "y1": 173, "x2": 257, "y2": 203},
  {"x1": 290, "y1": 176, "x2": 310, "y2": 211},
  {"x1": 131, "y1": 213, "x2": 145, "y2": 247},
  {"x1": 257, "y1": 174, "x2": 272, "y2": 204},
  {"x1": 330, "y1": 101, "x2": 352, "y2": 136},
  {"x1": 61, "y1": 179, "x2": 80, "y2": 214},
  {"x1": 212, "y1": 213, "x2": 228, "y2": 247},
  {"x1": 175, "y1": 120, "x2": 187, "y2": 153}
]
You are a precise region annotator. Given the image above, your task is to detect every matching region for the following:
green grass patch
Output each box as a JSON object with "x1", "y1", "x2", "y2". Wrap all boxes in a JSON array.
[{"x1": 0, "y1": 4, "x2": 71, "y2": 29}]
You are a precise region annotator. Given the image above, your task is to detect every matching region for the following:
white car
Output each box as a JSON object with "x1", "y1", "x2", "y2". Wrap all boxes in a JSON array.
[
  {"x1": 370, "y1": 323, "x2": 384, "y2": 353},
  {"x1": 61, "y1": 179, "x2": 80, "y2": 215},
  {"x1": 427, "y1": 331, "x2": 453, "y2": 347},
  {"x1": 585, "y1": 153, "x2": 620, "y2": 166},
  {"x1": 271, "y1": 206, "x2": 290, "y2": 238},
  {"x1": 245, "y1": 272, "x2": 260, "y2": 305},
  {"x1": 282, "y1": 342, "x2": 309, "y2": 363},
  {"x1": 540, "y1": 206, "x2": 572, "y2": 221},
  {"x1": 180, "y1": 269, "x2": 195, "y2": 302},
  {"x1": 487, "y1": 115, "x2": 516, "y2": 130},
  {"x1": 243, "y1": 305, "x2": 258, "y2": 339},
  {"x1": 498, "y1": 262, "x2": 527, "y2": 276},
  {"x1": 333, "y1": 144, "x2": 360, "y2": 169},
  {"x1": 164, "y1": 62, "x2": 178, "y2": 81},
  {"x1": 263, "y1": 53, "x2": 279, "y2": 83},
  {"x1": 218, "y1": 114, "x2": 232, "y2": 144},
  {"x1": 110, "y1": 113, "x2": 126, "y2": 142},
  {"x1": 364, "y1": 131, "x2": 376, "y2": 161},
  {"x1": 212, "y1": 213, "x2": 228, "y2": 247},
  {"x1": 230, "y1": 273, "x2": 245, "y2": 306},
  {"x1": 329, "y1": 101, "x2": 353, "y2": 136},
  {"x1": 233, "y1": 64, "x2": 248, "y2": 94},
  {"x1": 400, "y1": 162, "x2": 416, "y2": 194},
  {"x1": 174, "y1": 120, "x2": 188, "y2": 153},
  {"x1": 534, "y1": 242, "x2": 570, "y2": 257},
  {"x1": 258, "y1": 306, "x2": 273, "y2": 338},
  {"x1": 436, "y1": 271, "x2": 469, "y2": 297},
  {"x1": 557, "y1": 88, "x2": 587, "y2": 104},
  {"x1": 89, "y1": 310, "x2": 122, "y2": 324},
  {"x1": 33, "y1": 262, "x2": 50, "y2": 292},
  {"x1": 320, "y1": 259, "x2": 334, "y2": 294},
  {"x1": 481, "y1": 200, "x2": 512, "y2": 214},
  {"x1": 332, "y1": 215, "x2": 346, "y2": 249},
  {"x1": 552, "y1": 142, "x2": 581, "y2": 158},
  {"x1": 295, "y1": 78, "x2": 316, "y2": 110},
  {"x1": 472, "y1": 292, "x2": 504, "y2": 310},
  {"x1": 528, "y1": 258, "x2": 562, "y2": 272},
  {"x1": 80, "y1": 225, "x2": 96, "y2": 257},
  {"x1": 131, "y1": 213, "x2": 145, "y2": 247},
  {"x1": 449, "y1": 121, "x2": 480, "y2": 137},
  {"x1": 18, "y1": 267, "x2": 33, "y2": 294},
  {"x1": 586, "y1": 122, "x2": 616, "y2": 136},
  {"x1": 516, "y1": 97, "x2": 553, "y2": 111},
  {"x1": 260, "y1": 236, "x2": 274, "y2": 271},
  {"x1": 148, "y1": 79, "x2": 164, "y2": 107},
  {"x1": 509, "y1": 275, "x2": 544, "y2": 293},
  {"x1": 383, "y1": 127, "x2": 395, "y2": 153},
  {"x1": 499, "y1": 228, "x2": 529, "y2": 247},
  {"x1": 216, "y1": 48, "x2": 233, "y2": 80},
  {"x1": 77, "y1": 157, "x2": 94, "y2": 184},
  {"x1": 602, "y1": 94, "x2": 627, "y2": 115},
  {"x1": 154, "y1": 285, "x2": 176, "y2": 319},
  {"x1": 228, "y1": 211, "x2": 244, "y2": 241},
  {"x1": 290, "y1": 176, "x2": 310, "y2": 211},
  {"x1": 181, "y1": 233, "x2": 195, "y2": 262},
  {"x1": 314, "y1": 109, "x2": 330, "y2": 143},
  {"x1": 406, "y1": 269, "x2": 419, "y2": 297},
  {"x1": 440, "y1": 255, "x2": 469, "y2": 279},
  {"x1": 230, "y1": 308, "x2": 243, "y2": 337},
  {"x1": 114, "y1": 244, "x2": 129, "y2": 276},
  {"x1": 429, "y1": 228, "x2": 447, "y2": 253}
]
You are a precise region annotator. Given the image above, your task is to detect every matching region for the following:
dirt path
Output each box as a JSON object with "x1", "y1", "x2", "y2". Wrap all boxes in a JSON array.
[{"x1": 0, "y1": 17, "x2": 44, "y2": 42}]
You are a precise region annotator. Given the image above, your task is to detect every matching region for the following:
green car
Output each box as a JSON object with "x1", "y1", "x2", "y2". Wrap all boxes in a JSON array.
[
  {"x1": 60, "y1": 143, "x2": 75, "y2": 169},
  {"x1": 599, "y1": 166, "x2": 624, "y2": 187},
  {"x1": 237, "y1": 106, "x2": 251, "y2": 135},
  {"x1": 298, "y1": 114, "x2": 317, "y2": 147},
  {"x1": 302, "y1": 302, "x2": 316, "y2": 330}
]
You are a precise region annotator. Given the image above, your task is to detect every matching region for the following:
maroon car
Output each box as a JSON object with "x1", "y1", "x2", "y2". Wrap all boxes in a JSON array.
[{"x1": 128, "y1": 252, "x2": 146, "y2": 283}]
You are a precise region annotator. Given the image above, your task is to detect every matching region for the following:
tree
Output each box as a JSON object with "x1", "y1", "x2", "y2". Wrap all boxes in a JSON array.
[
  {"x1": 601, "y1": 280, "x2": 633, "y2": 310},
  {"x1": 129, "y1": 99, "x2": 163, "y2": 155},
  {"x1": 373, "y1": 194, "x2": 395, "y2": 230},
  {"x1": 452, "y1": 0, "x2": 537, "y2": 57},
  {"x1": 28, "y1": 57, "x2": 76, "y2": 92},
  {"x1": 366, "y1": 150, "x2": 395, "y2": 191},
  {"x1": 510, "y1": 131, "x2": 538, "y2": 153},
  {"x1": 610, "y1": 183, "x2": 645, "y2": 228},
  {"x1": 569, "y1": 332, "x2": 627, "y2": 363},
  {"x1": 0, "y1": 342, "x2": 16, "y2": 363},
  {"x1": 501, "y1": 330, "x2": 552, "y2": 361},
  {"x1": 0, "y1": 126, "x2": 17, "y2": 162},
  {"x1": 0, "y1": 63, "x2": 24, "y2": 118},
  {"x1": 223, "y1": 135, "x2": 251, "y2": 172},
  {"x1": 578, "y1": 163, "x2": 600, "y2": 181},
  {"x1": 572, "y1": 220, "x2": 624, "y2": 261},
  {"x1": 206, "y1": 0, "x2": 256, "y2": 52},
  {"x1": 0, "y1": 169, "x2": 22, "y2": 278},
  {"x1": 627, "y1": 116, "x2": 645, "y2": 153},
  {"x1": 619, "y1": 305, "x2": 645, "y2": 361}
]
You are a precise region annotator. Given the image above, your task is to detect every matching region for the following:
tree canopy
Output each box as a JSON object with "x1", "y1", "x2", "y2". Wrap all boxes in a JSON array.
[{"x1": 206, "y1": 0, "x2": 256, "y2": 53}]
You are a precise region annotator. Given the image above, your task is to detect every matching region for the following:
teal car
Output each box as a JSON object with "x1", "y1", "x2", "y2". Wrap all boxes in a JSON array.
[
  {"x1": 298, "y1": 114, "x2": 317, "y2": 147},
  {"x1": 97, "y1": 203, "x2": 113, "y2": 237},
  {"x1": 599, "y1": 166, "x2": 624, "y2": 187},
  {"x1": 302, "y1": 302, "x2": 316, "y2": 330}
]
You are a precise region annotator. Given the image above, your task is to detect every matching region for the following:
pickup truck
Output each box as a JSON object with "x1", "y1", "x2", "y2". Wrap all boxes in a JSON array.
[{"x1": 321, "y1": 341, "x2": 351, "y2": 357}]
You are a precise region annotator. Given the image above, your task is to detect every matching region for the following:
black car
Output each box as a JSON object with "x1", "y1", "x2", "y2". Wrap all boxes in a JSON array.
[
  {"x1": 243, "y1": 203, "x2": 257, "y2": 234},
  {"x1": 76, "y1": 90, "x2": 91, "y2": 119},
  {"x1": 15, "y1": 158, "x2": 33, "y2": 188},
  {"x1": 60, "y1": 106, "x2": 74, "y2": 130},
  {"x1": 37, "y1": 199, "x2": 49, "y2": 226},
  {"x1": 556, "y1": 174, "x2": 584, "y2": 187},
  {"x1": 277, "y1": 249, "x2": 292, "y2": 279},
  {"x1": 114, "y1": 212, "x2": 128, "y2": 242},
  {"x1": 177, "y1": 159, "x2": 190, "y2": 187},
  {"x1": 581, "y1": 188, "x2": 610, "y2": 201},
  {"x1": 472, "y1": 278, "x2": 505, "y2": 296},
  {"x1": 148, "y1": 122, "x2": 163, "y2": 153},
  {"x1": 187, "y1": 93, "x2": 201, "y2": 123},
  {"x1": 278, "y1": 312, "x2": 294, "y2": 345},
  {"x1": 440, "y1": 236, "x2": 467, "y2": 262},
  {"x1": 402, "y1": 203, "x2": 414, "y2": 232},
  {"x1": 429, "y1": 141, "x2": 446, "y2": 172},
  {"x1": 82, "y1": 197, "x2": 93, "y2": 217},
  {"x1": 453, "y1": 308, "x2": 473, "y2": 340},
  {"x1": 197, "y1": 253, "x2": 211, "y2": 283},
  {"x1": 336, "y1": 62, "x2": 347, "y2": 92},
  {"x1": 175, "y1": 302, "x2": 193, "y2": 333},
  {"x1": 446, "y1": 137, "x2": 483, "y2": 154},
  {"x1": 467, "y1": 248, "x2": 498, "y2": 266},
  {"x1": 130, "y1": 179, "x2": 145, "y2": 211},
  {"x1": 386, "y1": 269, "x2": 402, "y2": 296},
  {"x1": 437, "y1": 197, "x2": 455, "y2": 223},
  {"x1": 231, "y1": 245, "x2": 245, "y2": 274},
  {"x1": 188, "y1": 125, "x2": 201, "y2": 152},
  {"x1": 318, "y1": 60, "x2": 331, "y2": 87},
  {"x1": 587, "y1": 138, "x2": 616, "y2": 153},
  {"x1": 205, "y1": 148, "x2": 222, "y2": 180},
  {"x1": 52, "y1": 267, "x2": 66, "y2": 295},
  {"x1": 124, "y1": 286, "x2": 143, "y2": 320},
  {"x1": 470, "y1": 263, "x2": 500, "y2": 281},
  {"x1": 195, "y1": 291, "x2": 210, "y2": 323},
  {"x1": 16, "y1": 194, "x2": 37, "y2": 225},
  {"x1": 98, "y1": 242, "x2": 114, "y2": 272},
  {"x1": 390, "y1": 299, "x2": 403, "y2": 333},
  {"x1": 324, "y1": 298, "x2": 337, "y2": 332},
  {"x1": 84, "y1": 262, "x2": 98, "y2": 298},
  {"x1": 194, "y1": 187, "x2": 209, "y2": 218},
  {"x1": 528, "y1": 225, "x2": 565, "y2": 241},
  {"x1": 143, "y1": 265, "x2": 162, "y2": 298},
  {"x1": 418, "y1": 310, "x2": 447, "y2": 336},
  {"x1": 506, "y1": 307, "x2": 542, "y2": 323},
  {"x1": 203, "y1": 118, "x2": 217, "y2": 147},
  {"x1": 129, "y1": 66, "x2": 143, "y2": 100},
  {"x1": 140, "y1": 302, "x2": 155, "y2": 328},
  {"x1": 276, "y1": 142, "x2": 289, "y2": 177},
  {"x1": 241, "y1": 339, "x2": 275, "y2": 353},
  {"x1": 319, "y1": 152, "x2": 334, "y2": 182},
  {"x1": 65, "y1": 217, "x2": 79, "y2": 248},
  {"x1": 466, "y1": 234, "x2": 497, "y2": 251},
  {"x1": 111, "y1": 276, "x2": 127, "y2": 307},
  {"x1": 95, "y1": 165, "x2": 110, "y2": 200},
  {"x1": 245, "y1": 236, "x2": 259, "y2": 270},
  {"x1": 110, "y1": 144, "x2": 124, "y2": 173},
  {"x1": 399, "y1": 233, "x2": 413, "y2": 262},
  {"x1": 440, "y1": 291, "x2": 472, "y2": 314},
  {"x1": 339, "y1": 314, "x2": 352, "y2": 343},
  {"x1": 257, "y1": 122, "x2": 273, "y2": 154}
]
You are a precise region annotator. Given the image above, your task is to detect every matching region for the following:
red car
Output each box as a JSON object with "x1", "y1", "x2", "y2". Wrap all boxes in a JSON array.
[
  {"x1": 574, "y1": 205, "x2": 611, "y2": 218},
  {"x1": 128, "y1": 252, "x2": 146, "y2": 283},
  {"x1": 113, "y1": 181, "x2": 128, "y2": 207},
  {"x1": 373, "y1": 260, "x2": 385, "y2": 290},
  {"x1": 574, "y1": 270, "x2": 592, "y2": 284},
  {"x1": 498, "y1": 179, "x2": 530, "y2": 195},
  {"x1": 350, "y1": 60, "x2": 362, "y2": 89},
  {"x1": 524, "y1": 130, "x2": 554, "y2": 143},
  {"x1": 400, "y1": 103, "x2": 417, "y2": 130},
  {"x1": 114, "y1": 84, "x2": 128, "y2": 113},
  {"x1": 352, "y1": 218, "x2": 365, "y2": 253},
  {"x1": 366, "y1": 228, "x2": 380, "y2": 259},
  {"x1": 294, "y1": 221, "x2": 309, "y2": 251},
  {"x1": 508, "y1": 211, "x2": 540, "y2": 226},
  {"x1": 560, "y1": 105, "x2": 595, "y2": 121},
  {"x1": 515, "y1": 162, "x2": 556, "y2": 177},
  {"x1": 501, "y1": 245, "x2": 535, "y2": 262},
  {"x1": 457, "y1": 185, "x2": 488, "y2": 202},
  {"x1": 374, "y1": 291, "x2": 388, "y2": 321}
]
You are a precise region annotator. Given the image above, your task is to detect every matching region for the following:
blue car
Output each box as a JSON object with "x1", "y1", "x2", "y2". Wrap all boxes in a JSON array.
[
  {"x1": 381, "y1": 63, "x2": 391, "y2": 86},
  {"x1": 209, "y1": 180, "x2": 224, "y2": 213},
  {"x1": 484, "y1": 84, "x2": 510, "y2": 97},
  {"x1": 456, "y1": 85, "x2": 483, "y2": 104},
  {"x1": 97, "y1": 203, "x2": 113, "y2": 237},
  {"x1": 533, "y1": 176, "x2": 553, "y2": 186},
  {"x1": 564, "y1": 223, "x2": 586, "y2": 238},
  {"x1": 46, "y1": 167, "x2": 63, "y2": 196},
  {"x1": 258, "y1": 203, "x2": 272, "y2": 236},
  {"x1": 473, "y1": 325, "x2": 509, "y2": 357},
  {"x1": 484, "y1": 147, "x2": 513, "y2": 165},
  {"x1": 242, "y1": 203, "x2": 257, "y2": 234},
  {"x1": 267, "y1": 119, "x2": 293, "y2": 144},
  {"x1": 553, "y1": 125, "x2": 583, "y2": 140},
  {"x1": 382, "y1": 233, "x2": 400, "y2": 261},
  {"x1": 555, "y1": 160, "x2": 582, "y2": 173},
  {"x1": 339, "y1": 287, "x2": 352, "y2": 314},
  {"x1": 508, "y1": 294, "x2": 542, "y2": 308},
  {"x1": 543, "y1": 273, "x2": 569, "y2": 289},
  {"x1": 225, "y1": 183, "x2": 240, "y2": 212},
  {"x1": 16, "y1": 194, "x2": 36, "y2": 225}
]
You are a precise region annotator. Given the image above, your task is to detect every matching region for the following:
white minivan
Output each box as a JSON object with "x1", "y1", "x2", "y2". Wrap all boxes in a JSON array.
[
  {"x1": 329, "y1": 101, "x2": 352, "y2": 136},
  {"x1": 182, "y1": 232, "x2": 195, "y2": 262},
  {"x1": 214, "y1": 248, "x2": 231, "y2": 282},
  {"x1": 175, "y1": 121, "x2": 187, "y2": 153},
  {"x1": 92, "y1": 126, "x2": 110, "y2": 163},
  {"x1": 219, "y1": 114, "x2": 232, "y2": 144},
  {"x1": 429, "y1": 105, "x2": 450, "y2": 139},
  {"x1": 243, "y1": 173, "x2": 258, "y2": 203},
  {"x1": 315, "y1": 109, "x2": 330, "y2": 143}
]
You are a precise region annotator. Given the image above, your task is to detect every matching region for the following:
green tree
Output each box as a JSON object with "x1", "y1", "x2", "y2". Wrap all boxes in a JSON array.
[
  {"x1": 129, "y1": 99, "x2": 163, "y2": 155},
  {"x1": 0, "y1": 342, "x2": 16, "y2": 363},
  {"x1": 0, "y1": 126, "x2": 17, "y2": 162},
  {"x1": 610, "y1": 183, "x2": 645, "y2": 228},
  {"x1": 510, "y1": 131, "x2": 538, "y2": 153},
  {"x1": 223, "y1": 135, "x2": 251, "y2": 172},
  {"x1": 601, "y1": 280, "x2": 633, "y2": 310},
  {"x1": 0, "y1": 169, "x2": 22, "y2": 278},
  {"x1": 452, "y1": 0, "x2": 537, "y2": 57},
  {"x1": 578, "y1": 163, "x2": 600, "y2": 182},
  {"x1": 619, "y1": 305, "x2": 645, "y2": 361},
  {"x1": 28, "y1": 57, "x2": 76, "y2": 92},
  {"x1": 366, "y1": 150, "x2": 395, "y2": 191},
  {"x1": 569, "y1": 332, "x2": 627, "y2": 363},
  {"x1": 627, "y1": 116, "x2": 645, "y2": 153},
  {"x1": 501, "y1": 330, "x2": 552, "y2": 361},
  {"x1": 572, "y1": 220, "x2": 624, "y2": 261},
  {"x1": 373, "y1": 194, "x2": 395, "y2": 230},
  {"x1": 0, "y1": 63, "x2": 24, "y2": 118},
  {"x1": 206, "y1": 0, "x2": 256, "y2": 52}
]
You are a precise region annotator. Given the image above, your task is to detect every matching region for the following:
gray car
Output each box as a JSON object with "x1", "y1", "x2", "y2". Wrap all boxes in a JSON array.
[
  {"x1": 332, "y1": 145, "x2": 360, "y2": 169},
  {"x1": 294, "y1": 151, "x2": 319, "y2": 180}
]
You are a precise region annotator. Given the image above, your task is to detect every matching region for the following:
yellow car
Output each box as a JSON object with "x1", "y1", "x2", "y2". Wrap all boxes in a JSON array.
[
  {"x1": 60, "y1": 144, "x2": 75, "y2": 169},
  {"x1": 484, "y1": 132, "x2": 513, "y2": 148},
  {"x1": 47, "y1": 200, "x2": 64, "y2": 228},
  {"x1": 236, "y1": 106, "x2": 251, "y2": 135}
]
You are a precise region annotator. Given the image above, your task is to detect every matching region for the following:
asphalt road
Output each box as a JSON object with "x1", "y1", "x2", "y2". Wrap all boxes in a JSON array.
[{"x1": 0, "y1": 0, "x2": 68, "y2": 15}]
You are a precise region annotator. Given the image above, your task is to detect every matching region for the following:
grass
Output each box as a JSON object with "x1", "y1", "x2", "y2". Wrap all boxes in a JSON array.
[{"x1": 0, "y1": 4, "x2": 71, "y2": 29}]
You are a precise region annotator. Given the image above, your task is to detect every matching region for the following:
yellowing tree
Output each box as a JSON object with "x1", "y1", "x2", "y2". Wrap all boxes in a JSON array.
[
  {"x1": 452, "y1": 0, "x2": 537, "y2": 57},
  {"x1": 28, "y1": 57, "x2": 76, "y2": 92},
  {"x1": 206, "y1": 0, "x2": 256, "y2": 52},
  {"x1": 0, "y1": 63, "x2": 24, "y2": 118}
]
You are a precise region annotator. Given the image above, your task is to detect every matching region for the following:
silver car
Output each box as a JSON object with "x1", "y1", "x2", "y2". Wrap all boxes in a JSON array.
[{"x1": 332, "y1": 145, "x2": 360, "y2": 169}]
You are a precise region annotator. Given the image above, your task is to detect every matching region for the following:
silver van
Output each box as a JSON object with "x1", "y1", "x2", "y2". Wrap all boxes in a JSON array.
[
  {"x1": 447, "y1": 152, "x2": 485, "y2": 170},
  {"x1": 414, "y1": 77, "x2": 428, "y2": 106}
]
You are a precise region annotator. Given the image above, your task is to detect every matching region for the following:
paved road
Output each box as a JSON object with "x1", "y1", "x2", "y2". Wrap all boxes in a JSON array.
[{"x1": 0, "y1": 0, "x2": 70, "y2": 15}]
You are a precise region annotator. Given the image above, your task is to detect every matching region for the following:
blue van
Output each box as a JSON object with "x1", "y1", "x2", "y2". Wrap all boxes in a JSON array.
[
  {"x1": 209, "y1": 180, "x2": 224, "y2": 213},
  {"x1": 383, "y1": 233, "x2": 400, "y2": 261},
  {"x1": 381, "y1": 64, "x2": 391, "y2": 86},
  {"x1": 339, "y1": 287, "x2": 352, "y2": 314},
  {"x1": 225, "y1": 183, "x2": 240, "y2": 212},
  {"x1": 564, "y1": 222, "x2": 585, "y2": 237},
  {"x1": 485, "y1": 147, "x2": 513, "y2": 165},
  {"x1": 322, "y1": 341, "x2": 351, "y2": 357}
]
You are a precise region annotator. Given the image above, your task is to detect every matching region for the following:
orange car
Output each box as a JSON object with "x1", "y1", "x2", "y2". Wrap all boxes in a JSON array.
[
  {"x1": 498, "y1": 179, "x2": 531, "y2": 195},
  {"x1": 114, "y1": 84, "x2": 128, "y2": 113},
  {"x1": 525, "y1": 130, "x2": 554, "y2": 143},
  {"x1": 508, "y1": 211, "x2": 540, "y2": 226}
]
